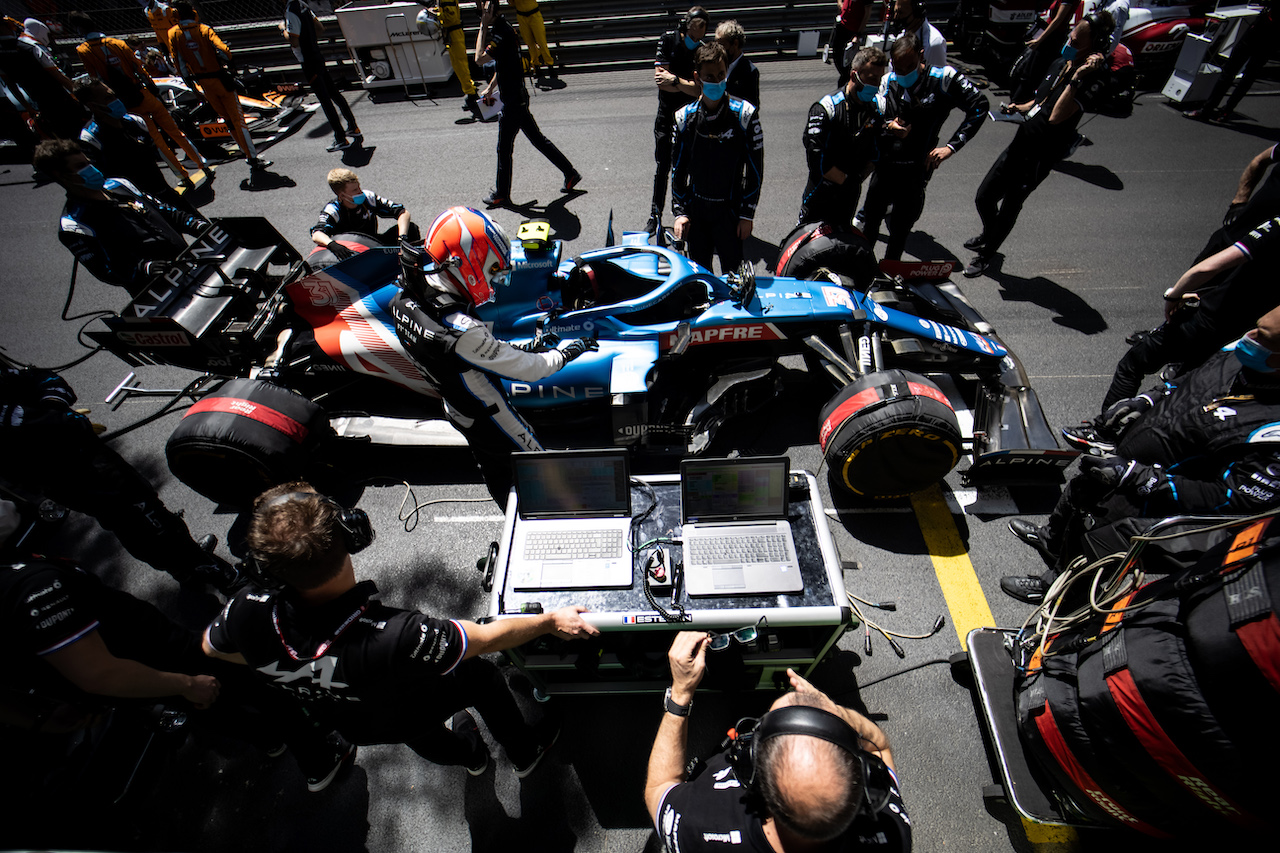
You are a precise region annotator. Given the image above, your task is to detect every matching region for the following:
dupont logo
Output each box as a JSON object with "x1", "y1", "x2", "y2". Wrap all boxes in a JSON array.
[{"x1": 117, "y1": 330, "x2": 191, "y2": 347}]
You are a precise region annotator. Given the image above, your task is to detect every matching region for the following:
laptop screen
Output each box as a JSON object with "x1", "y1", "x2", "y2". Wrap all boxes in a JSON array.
[
  {"x1": 513, "y1": 449, "x2": 632, "y2": 519},
  {"x1": 680, "y1": 456, "x2": 790, "y2": 524}
]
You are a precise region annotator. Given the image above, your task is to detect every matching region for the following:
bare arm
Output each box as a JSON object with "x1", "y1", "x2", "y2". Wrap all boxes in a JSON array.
[
  {"x1": 787, "y1": 668, "x2": 895, "y2": 772},
  {"x1": 48, "y1": 630, "x2": 220, "y2": 708},
  {"x1": 1233, "y1": 147, "x2": 1276, "y2": 206},
  {"x1": 1163, "y1": 244, "x2": 1247, "y2": 319},
  {"x1": 1049, "y1": 54, "x2": 1105, "y2": 125},
  {"x1": 645, "y1": 631, "x2": 709, "y2": 823},
  {"x1": 1030, "y1": 2, "x2": 1074, "y2": 47},
  {"x1": 397, "y1": 209, "x2": 412, "y2": 238},
  {"x1": 475, "y1": 2, "x2": 494, "y2": 65},
  {"x1": 202, "y1": 629, "x2": 249, "y2": 665},
  {"x1": 456, "y1": 606, "x2": 599, "y2": 659}
]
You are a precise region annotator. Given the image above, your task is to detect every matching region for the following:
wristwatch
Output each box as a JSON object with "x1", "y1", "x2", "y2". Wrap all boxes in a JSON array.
[{"x1": 664, "y1": 687, "x2": 692, "y2": 717}]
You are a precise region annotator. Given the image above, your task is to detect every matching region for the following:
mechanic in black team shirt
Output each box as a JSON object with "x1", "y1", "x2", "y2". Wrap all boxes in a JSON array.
[
  {"x1": 0, "y1": 363, "x2": 239, "y2": 591},
  {"x1": 964, "y1": 11, "x2": 1114, "y2": 279},
  {"x1": 858, "y1": 33, "x2": 987, "y2": 261},
  {"x1": 311, "y1": 167, "x2": 416, "y2": 258},
  {"x1": 476, "y1": 0, "x2": 580, "y2": 208},
  {"x1": 34, "y1": 138, "x2": 209, "y2": 297},
  {"x1": 647, "y1": 632, "x2": 912, "y2": 852},
  {"x1": 650, "y1": 6, "x2": 710, "y2": 235},
  {"x1": 282, "y1": 0, "x2": 362, "y2": 153},
  {"x1": 203, "y1": 483, "x2": 600, "y2": 780},
  {"x1": 798, "y1": 47, "x2": 887, "y2": 229},
  {"x1": 0, "y1": 555, "x2": 345, "y2": 790},
  {"x1": 392, "y1": 206, "x2": 597, "y2": 504},
  {"x1": 671, "y1": 41, "x2": 764, "y2": 274}
]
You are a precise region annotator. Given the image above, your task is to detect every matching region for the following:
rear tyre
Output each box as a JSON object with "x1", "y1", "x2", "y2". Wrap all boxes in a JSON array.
[
  {"x1": 774, "y1": 221, "x2": 879, "y2": 291},
  {"x1": 819, "y1": 370, "x2": 962, "y2": 498}
]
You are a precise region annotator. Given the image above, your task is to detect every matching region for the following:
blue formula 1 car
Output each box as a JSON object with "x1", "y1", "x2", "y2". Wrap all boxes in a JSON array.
[{"x1": 88, "y1": 216, "x2": 1075, "y2": 504}]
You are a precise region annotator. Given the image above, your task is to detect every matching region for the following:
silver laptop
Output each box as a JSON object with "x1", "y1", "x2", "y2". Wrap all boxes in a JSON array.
[
  {"x1": 509, "y1": 449, "x2": 635, "y2": 590},
  {"x1": 680, "y1": 456, "x2": 803, "y2": 596}
]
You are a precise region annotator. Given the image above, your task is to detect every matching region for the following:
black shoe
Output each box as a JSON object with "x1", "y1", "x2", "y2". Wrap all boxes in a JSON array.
[
  {"x1": 1182, "y1": 107, "x2": 1220, "y2": 122},
  {"x1": 1061, "y1": 422, "x2": 1115, "y2": 454},
  {"x1": 963, "y1": 235, "x2": 986, "y2": 251},
  {"x1": 1008, "y1": 519, "x2": 1058, "y2": 566},
  {"x1": 451, "y1": 711, "x2": 489, "y2": 776},
  {"x1": 326, "y1": 137, "x2": 353, "y2": 152},
  {"x1": 307, "y1": 737, "x2": 357, "y2": 793},
  {"x1": 189, "y1": 558, "x2": 244, "y2": 594},
  {"x1": 512, "y1": 724, "x2": 559, "y2": 779},
  {"x1": 963, "y1": 255, "x2": 991, "y2": 278},
  {"x1": 644, "y1": 212, "x2": 661, "y2": 237},
  {"x1": 1000, "y1": 575, "x2": 1047, "y2": 604},
  {"x1": 482, "y1": 190, "x2": 508, "y2": 208},
  {"x1": 348, "y1": 127, "x2": 363, "y2": 142},
  {"x1": 561, "y1": 170, "x2": 582, "y2": 193},
  {"x1": 247, "y1": 156, "x2": 272, "y2": 170}
]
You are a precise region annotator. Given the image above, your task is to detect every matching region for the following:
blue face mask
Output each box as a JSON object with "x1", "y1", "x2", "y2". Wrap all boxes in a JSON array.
[
  {"x1": 1234, "y1": 333, "x2": 1279, "y2": 374},
  {"x1": 854, "y1": 79, "x2": 878, "y2": 103},
  {"x1": 895, "y1": 68, "x2": 920, "y2": 89},
  {"x1": 77, "y1": 163, "x2": 105, "y2": 189},
  {"x1": 684, "y1": 35, "x2": 698, "y2": 50},
  {"x1": 1061, "y1": 43, "x2": 1078, "y2": 61},
  {"x1": 105, "y1": 99, "x2": 128, "y2": 119},
  {"x1": 351, "y1": 192, "x2": 367, "y2": 205},
  {"x1": 701, "y1": 78, "x2": 727, "y2": 101}
]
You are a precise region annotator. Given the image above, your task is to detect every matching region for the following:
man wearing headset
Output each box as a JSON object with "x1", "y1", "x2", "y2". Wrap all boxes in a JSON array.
[
  {"x1": 649, "y1": 6, "x2": 711, "y2": 236},
  {"x1": 647, "y1": 631, "x2": 912, "y2": 852},
  {"x1": 203, "y1": 482, "x2": 601, "y2": 785}
]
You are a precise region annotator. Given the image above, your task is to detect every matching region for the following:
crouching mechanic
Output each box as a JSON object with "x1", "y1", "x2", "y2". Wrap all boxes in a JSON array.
[
  {"x1": 647, "y1": 631, "x2": 912, "y2": 852},
  {"x1": 311, "y1": 167, "x2": 417, "y2": 259},
  {"x1": 1001, "y1": 304, "x2": 1280, "y2": 605},
  {"x1": 203, "y1": 484, "x2": 600, "y2": 782},
  {"x1": 391, "y1": 206, "x2": 597, "y2": 504},
  {"x1": 35, "y1": 138, "x2": 210, "y2": 297}
]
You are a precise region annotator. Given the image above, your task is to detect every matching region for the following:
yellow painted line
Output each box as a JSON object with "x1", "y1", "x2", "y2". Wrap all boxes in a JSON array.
[
  {"x1": 910, "y1": 483, "x2": 1079, "y2": 849},
  {"x1": 909, "y1": 484, "x2": 996, "y2": 643}
]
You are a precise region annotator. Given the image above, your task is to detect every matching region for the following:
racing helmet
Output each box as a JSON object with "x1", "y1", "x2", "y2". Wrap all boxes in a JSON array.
[{"x1": 423, "y1": 206, "x2": 512, "y2": 308}]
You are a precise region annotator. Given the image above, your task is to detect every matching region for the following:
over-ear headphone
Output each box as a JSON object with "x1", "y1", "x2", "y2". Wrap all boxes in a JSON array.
[
  {"x1": 1082, "y1": 12, "x2": 1114, "y2": 47},
  {"x1": 680, "y1": 7, "x2": 708, "y2": 35},
  {"x1": 245, "y1": 492, "x2": 375, "y2": 588},
  {"x1": 725, "y1": 704, "x2": 894, "y2": 821}
]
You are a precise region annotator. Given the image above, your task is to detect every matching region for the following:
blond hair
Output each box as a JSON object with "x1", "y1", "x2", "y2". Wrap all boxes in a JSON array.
[{"x1": 327, "y1": 167, "x2": 359, "y2": 194}]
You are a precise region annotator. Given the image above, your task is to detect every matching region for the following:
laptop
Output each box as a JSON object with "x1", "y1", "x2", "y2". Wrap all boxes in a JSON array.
[
  {"x1": 680, "y1": 456, "x2": 803, "y2": 596},
  {"x1": 508, "y1": 449, "x2": 635, "y2": 590}
]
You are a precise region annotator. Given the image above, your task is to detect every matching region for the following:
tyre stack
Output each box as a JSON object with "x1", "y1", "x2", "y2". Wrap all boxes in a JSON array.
[{"x1": 1014, "y1": 516, "x2": 1280, "y2": 838}]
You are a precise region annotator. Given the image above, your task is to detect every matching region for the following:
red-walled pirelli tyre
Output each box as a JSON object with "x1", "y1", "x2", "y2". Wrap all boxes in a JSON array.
[
  {"x1": 818, "y1": 370, "x2": 961, "y2": 498},
  {"x1": 166, "y1": 378, "x2": 330, "y2": 507},
  {"x1": 774, "y1": 221, "x2": 879, "y2": 290}
]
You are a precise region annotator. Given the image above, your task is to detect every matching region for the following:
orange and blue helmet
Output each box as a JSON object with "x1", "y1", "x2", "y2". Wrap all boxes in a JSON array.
[{"x1": 423, "y1": 206, "x2": 511, "y2": 308}]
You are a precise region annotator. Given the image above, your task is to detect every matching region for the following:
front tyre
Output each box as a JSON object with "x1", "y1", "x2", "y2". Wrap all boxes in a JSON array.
[{"x1": 819, "y1": 370, "x2": 962, "y2": 498}]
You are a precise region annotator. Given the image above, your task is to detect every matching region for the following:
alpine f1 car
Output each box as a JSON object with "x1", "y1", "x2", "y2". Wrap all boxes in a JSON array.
[{"x1": 86, "y1": 216, "x2": 1074, "y2": 506}]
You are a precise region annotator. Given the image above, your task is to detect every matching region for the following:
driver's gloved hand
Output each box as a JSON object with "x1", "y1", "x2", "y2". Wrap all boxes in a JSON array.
[
  {"x1": 328, "y1": 242, "x2": 355, "y2": 261},
  {"x1": 1098, "y1": 394, "x2": 1153, "y2": 437},
  {"x1": 559, "y1": 337, "x2": 599, "y2": 363},
  {"x1": 142, "y1": 259, "x2": 177, "y2": 277}
]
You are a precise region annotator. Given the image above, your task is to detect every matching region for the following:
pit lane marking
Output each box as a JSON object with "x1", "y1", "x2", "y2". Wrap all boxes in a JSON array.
[{"x1": 910, "y1": 483, "x2": 1079, "y2": 850}]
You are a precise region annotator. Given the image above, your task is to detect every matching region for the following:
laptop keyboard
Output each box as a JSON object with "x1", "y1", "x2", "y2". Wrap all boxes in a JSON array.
[
  {"x1": 524, "y1": 530, "x2": 625, "y2": 561},
  {"x1": 688, "y1": 533, "x2": 788, "y2": 566}
]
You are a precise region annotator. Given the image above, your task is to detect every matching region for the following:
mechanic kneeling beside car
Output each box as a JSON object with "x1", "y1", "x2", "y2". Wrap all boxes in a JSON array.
[
  {"x1": 1002, "y1": 304, "x2": 1280, "y2": 604},
  {"x1": 647, "y1": 631, "x2": 911, "y2": 852},
  {"x1": 311, "y1": 167, "x2": 418, "y2": 259}
]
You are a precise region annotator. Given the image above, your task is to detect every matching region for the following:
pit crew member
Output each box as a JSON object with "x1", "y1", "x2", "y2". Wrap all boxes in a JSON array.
[
  {"x1": 203, "y1": 483, "x2": 600, "y2": 781},
  {"x1": 647, "y1": 632, "x2": 912, "y2": 852},
  {"x1": 1002, "y1": 305, "x2": 1280, "y2": 604},
  {"x1": 167, "y1": 1, "x2": 269, "y2": 171},
  {"x1": 859, "y1": 33, "x2": 987, "y2": 261},
  {"x1": 0, "y1": 363, "x2": 238, "y2": 591},
  {"x1": 670, "y1": 41, "x2": 764, "y2": 274},
  {"x1": 282, "y1": 0, "x2": 362, "y2": 152},
  {"x1": 798, "y1": 46, "x2": 887, "y2": 229},
  {"x1": 311, "y1": 167, "x2": 416, "y2": 259},
  {"x1": 650, "y1": 6, "x2": 710, "y2": 235},
  {"x1": 35, "y1": 139, "x2": 210, "y2": 296},
  {"x1": 391, "y1": 206, "x2": 597, "y2": 504}
]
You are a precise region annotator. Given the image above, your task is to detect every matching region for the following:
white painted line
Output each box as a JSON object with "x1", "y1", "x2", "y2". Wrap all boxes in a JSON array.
[
  {"x1": 824, "y1": 485, "x2": 1020, "y2": 520},
  {"x1": 432, "y1": 515, "x2": 504, "y2": 523}
]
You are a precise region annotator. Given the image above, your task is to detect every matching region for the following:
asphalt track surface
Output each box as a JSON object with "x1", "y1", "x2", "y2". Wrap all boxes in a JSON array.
[{"x1": 1, "y1": 54, "x2": 1277, "y2": 853}]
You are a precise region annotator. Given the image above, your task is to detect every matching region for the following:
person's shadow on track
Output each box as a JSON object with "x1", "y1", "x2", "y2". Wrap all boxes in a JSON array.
[{"x1": 986, "y1": 259, "x2": 1109, "y2": 334}]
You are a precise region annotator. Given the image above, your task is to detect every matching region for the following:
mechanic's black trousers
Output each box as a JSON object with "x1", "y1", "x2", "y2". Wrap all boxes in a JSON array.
[
  {"x1": 304, "y1": 61, "x2": 358, "y2": 139},
  {"x1": 861, "y1": 161, "x2": 930, "y2": 261},
  {"x1": 496, "y1": 100, "x2": 575, "y2": 198},
  {"x1": 683, "y1": 198, "x2": 743, "y2": 274},
  {"x1": 973, "y1": 147, "x2": 1055, "y2": 255},
  {"x1": 653, "y1": 104, "x2": 678, "y2": 214}
]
